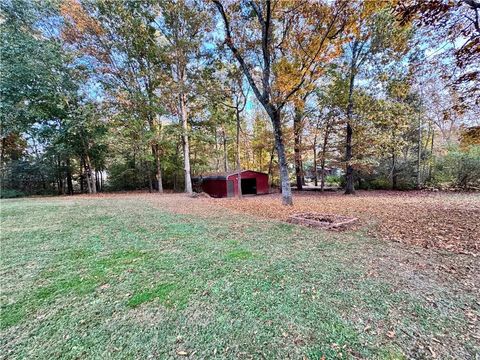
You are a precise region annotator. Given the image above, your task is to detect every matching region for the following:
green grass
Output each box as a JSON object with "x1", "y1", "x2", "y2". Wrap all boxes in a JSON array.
[
  {"x1": 0, "y1": 196, "x2": 478, "y2": 359},
  {"x1": 226, "y1": 249, "x2": 254, "y2": 260},
  {"x1": 127, "y1": 283, "x2": 177, "y2": 308}
]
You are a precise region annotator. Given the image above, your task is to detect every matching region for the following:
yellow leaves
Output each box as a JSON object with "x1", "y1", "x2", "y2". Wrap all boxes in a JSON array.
[
  {"x1": 459, "y1": 126, "x2": 480, "y2": 151},
  {"x1": 272, "y1": 58, "x2": 302, "y2": 96},
  {"x1": 363, "y1": 0, "x2": 393, "y2": 17},
  {"x1": 61, "y1": 0, "x2": 104, "y2": 40}
]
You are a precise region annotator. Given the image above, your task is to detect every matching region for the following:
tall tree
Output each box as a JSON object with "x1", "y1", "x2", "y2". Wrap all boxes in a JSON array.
[
  {"x1": 292, "y1": 92, "x2": 312, "y2": 191},
  {"x1": 154, "y1": 0, "x2": 211, "y2": 195},
  {"x1": 61, "y1": 0, "x2": 167, "y2": 192},
  {"x1": 0, "y1": 0, "x2": 81, "y2": 194},
  {"x1": 341, "y1": 2, "x2": 411, "y2": 194},
  {"x1": 212, "y1": 0, "x2": 349, "y2": 205}
]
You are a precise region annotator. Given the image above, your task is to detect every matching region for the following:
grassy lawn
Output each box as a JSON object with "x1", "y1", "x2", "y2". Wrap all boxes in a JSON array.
[{"x1": 1, "y1": 195, "x2": 479, "y2": 359}]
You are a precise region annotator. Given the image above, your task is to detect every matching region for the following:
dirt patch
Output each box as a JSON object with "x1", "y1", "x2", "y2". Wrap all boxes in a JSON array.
[{"x1": 288, "y1": 212, "x2": 358, "y2": 230}]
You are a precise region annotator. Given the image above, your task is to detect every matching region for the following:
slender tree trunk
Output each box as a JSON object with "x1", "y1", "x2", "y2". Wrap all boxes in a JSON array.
[
  {"x1": 428, "y1": 129, "x2": 435, "y2": 181},
  {"x1": 84, "y1": 160, "x2": 92, "y2": 194},
  {"x1": 272, "y1": 110, "x2": 292, "y2": 205},
  {"x1": 85, "y1": 153, "x2": 96, "y2": 194},
  {"x1": 313, "y1": 139, "x2": 318, "y2": 187},
  {"x1": 153, "y1": 144, "x2": 163, "y2": 193},
  {"x1": 222, "y1": 126, "x2": 229, "y2": 172},
  {"x1": 417, "y1": 116, "x2": 422, "y2": 189},
  {"x1": 174, "y1": 142, "x2": 180, "y2": 192},
  {"x1": 312, "y1": 118, "x2": 322, "y2": 188},
  {"x1": 345, "y1": 50, "x2": 357, "y2": 195},
  {"x1": 66, "y1": 158, "x2": 73, "y2": 195},
  {"x1": 345, "y1": 68, "x2": 355, "y2": 195},
  {"x1": 57, "y1": 157, "x2": 64, "y2": 195},
  {"x1": 320, "y1": 124, "x2": 331, "y2": 192},
  {"x1": 179, "y1": 91, "x2": 192, "y2": 194},
  {"x1": 236, "y1": 110, "x2": 242, "y2": 198},
  {"x1": 267, "y1": 143, "x2": 275, "y2": 188},
  {"x1": 80, "y1": 158, "x2": 84, "y2": 193},
  {"x1": 345, "y1": 120, "x2": 354, "y2": 194},
  {"x1": 293, "y1": 106, "x2": 303, "y2": 190},
  {"x1": 320, "y1": 158, "x2": 326, "y2": 192},
  {"x1": 423, "y1": 122, "x2": 431, "y2": 178},
  {"x1": 214, "y1": 130, "x2": 220, "y2": 172},
  {"x1": 96, "y1": 170, "x2": 100, "y2": 192},
  {"x1": 391, "y1": 151, "x2": 397, "y2": 190}
]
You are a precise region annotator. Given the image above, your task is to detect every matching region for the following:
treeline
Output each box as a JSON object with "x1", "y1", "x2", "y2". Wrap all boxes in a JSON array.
[{"x1": 1, "y1": 0, "x2": 479, "y2": 202}]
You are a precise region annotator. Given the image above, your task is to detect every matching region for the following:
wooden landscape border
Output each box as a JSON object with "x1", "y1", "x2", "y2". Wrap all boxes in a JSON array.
[{"x1": 287, "y1": 212, "x2": 358, "y2": 231}]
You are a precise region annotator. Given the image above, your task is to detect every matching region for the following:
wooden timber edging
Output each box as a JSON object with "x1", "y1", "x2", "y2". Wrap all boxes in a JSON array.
[{"x1": 287, "y1": 212, "x2": 358, "y2": 231}]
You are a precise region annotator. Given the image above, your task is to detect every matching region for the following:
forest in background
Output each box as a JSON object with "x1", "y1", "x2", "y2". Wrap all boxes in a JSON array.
[{"x1": 1, "y1": 0, "x2": 479, "y2": 203}]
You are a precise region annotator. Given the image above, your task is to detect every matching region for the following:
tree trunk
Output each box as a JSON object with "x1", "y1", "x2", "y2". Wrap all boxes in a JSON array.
[
  {"x1": 267, "y1": 143, "x2": 275, "y2": 188},
  {"x1": 320, "y1": 158, "x2": 326, "y2": 192},
  {"x1": 344, "y1": 121, "x2": 354, "y2": 194},
  {"x1": 153, "y1": 144, "x2": 163, "y2": 193},
  {"x1": 95, "y1": 170, "x2": 100, "y2": 192},
  {"x1": 214, "y1": 130, "x2": 219, "y2": 172},
  {"x1": 222, "y1": 126, "x2": 229, "y2": 173},
  {"x1": 320, "y1": 124, "x2": 330, "y2": 192},
  {"x1": 80, "y1": 158, "x2": 84, "y2": 193},
  {"x1": 174, "y1": 142, "x2": 180, "y2": 192},
  {"x1": 85, "y1": 153, "x2": 96, "y2": 194},
  {"x1": 236, "y1": 110, "x2": 242, "y2": 198},
  {"x1": 66, "y1": 158, "x2": 73, "y2": 195},
  {"x1": 293, "y1": 106, "x2": 303, "y2": 190},
  {"x1": 344, "y1": 49, "x2": 356, "y2": 195},
  {"x1": 84, "y1": 161, "x2": 92, "y2": 194},
  {"x1": 391, "y1": 151, "x2": 397, "y2": 190},
  {"x1": 313, "y1": 138, "x2": 318, "y2": 187},
  {"x1": 179, "y1": 92, "x2": 192, "y2": 194},
  {"x1": 428, "y1": 129, "x2": 434, "y2": 181},
  {"x1": 57, "y1": 157, "x2": 64, "y2": 195},
  {"x1": 417, "y1": 116, "x2": 422, "y2": 189},
  {"x1": 272, "y1": 110, "x2": 292, "y2": 205}
]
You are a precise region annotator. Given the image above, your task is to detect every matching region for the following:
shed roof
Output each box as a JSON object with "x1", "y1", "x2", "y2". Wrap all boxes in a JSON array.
[{"x1": 194, "y1": 170, "x2": 268, "y2": 181}]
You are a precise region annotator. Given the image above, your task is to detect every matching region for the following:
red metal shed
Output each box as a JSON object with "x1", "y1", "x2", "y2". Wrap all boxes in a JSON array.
[{"x1": 195, "y1": 170, "x2": 269, "y2": 198}]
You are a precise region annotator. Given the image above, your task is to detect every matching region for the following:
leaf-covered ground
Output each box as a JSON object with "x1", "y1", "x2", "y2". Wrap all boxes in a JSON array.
[
  {"x1": 1, "y1": 193, "x2": 479, "y2": 359},
  {"x1": 191, "y1": 190, "x2": 479, "y2": 256}
]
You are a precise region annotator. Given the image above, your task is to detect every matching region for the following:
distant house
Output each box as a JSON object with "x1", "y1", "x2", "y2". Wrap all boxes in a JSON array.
[{"x1": 193, "y1": 170, "x2": 269, "y2": 198}]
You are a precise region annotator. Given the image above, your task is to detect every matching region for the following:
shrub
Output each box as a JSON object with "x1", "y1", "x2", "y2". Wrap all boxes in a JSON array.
[
  {"x1": 325, "y1": 175, "x2": 341, "y2": 185},
  {"x1": 0, "y1": 189, "x2": 25, "y2": 199},
  {"x1": 436, "y1": 146, "x2": 480, "y2": 189}
]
